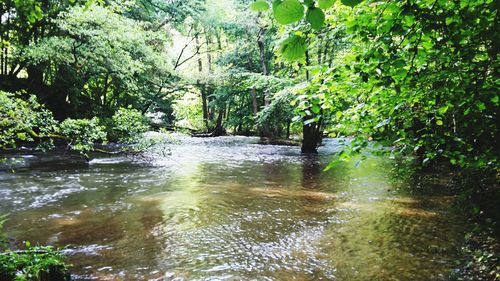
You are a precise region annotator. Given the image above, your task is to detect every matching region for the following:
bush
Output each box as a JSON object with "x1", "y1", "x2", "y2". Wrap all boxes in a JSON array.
[
  {"x1": 0, "y1": 91, "x2": 58, "y2": 150},
  {"x1": 60, "y1": 118, "x2": 107, "y2": 154},
  {"x1": 0, "y1": 91, "x2": 107, "y2": 156},
  {"x1": 110, "y1": 107, "x2": 149, "y2": 143},
  {"x1": 0, "y1": 242, "x2": 70, "y2": 281},
  {"x1": 0, "y1": 217, "x2": 70, "y2": 281},
  {"x1": 256, "y1": 90, "x2": 295, "y2": 138}
]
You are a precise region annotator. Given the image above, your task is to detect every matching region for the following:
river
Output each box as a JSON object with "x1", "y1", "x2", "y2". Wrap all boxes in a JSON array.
[{"x1": 0, "y1": 136, "x2": 466, "y2": 280}]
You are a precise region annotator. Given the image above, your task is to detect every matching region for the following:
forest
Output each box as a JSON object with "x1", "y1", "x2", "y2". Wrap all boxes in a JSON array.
[{"x1": 0, "y1": 0, "x2": 498, "y2": 280}]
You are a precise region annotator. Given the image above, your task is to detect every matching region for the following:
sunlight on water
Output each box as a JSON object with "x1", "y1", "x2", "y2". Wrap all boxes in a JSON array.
[{"x1": 0, "y1": 136, "x2": 465, "y2": 280}]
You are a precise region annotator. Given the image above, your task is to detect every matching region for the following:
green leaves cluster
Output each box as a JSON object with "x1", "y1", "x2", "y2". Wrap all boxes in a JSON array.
[
  {"x1": 0, "y1": 91, "x2": 107, "y2": 155},
  {"x1": 109, "y1": 107, "x2": 150, "y2": 143},
  {"x1": 60, "y1": 118, "x2": 106, "y2": 153},
  {"x1": 291, "y1": 0, "x2": 498, "y2": 169},
  {"x1": 24, "y1": 4, "x2": 170, "y2": 111},
  {"x1": 13, "y1": 0, "x2": 43, "y2": 24},
  {"x1": 0, "y1": 242, "x2": 70, "y2": 281},
  {"x1": 249, "y1": 0, "x2": 363, "y2": 61},
  {"x1": 0, "y1": 91, "x2": 58, "y2": 151}
]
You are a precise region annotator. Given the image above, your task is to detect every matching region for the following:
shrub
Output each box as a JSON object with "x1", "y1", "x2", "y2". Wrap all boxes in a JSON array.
[
  {"x1": 0, "y1": 242, "x2": 70, "y2": 281},
  {"x1": 0, "y1": 217, "x2": 70, "y2": 281},
  {"x1": 110, "y1": 107, "x2": 149, "y2": 143},
  {"x1": 0, "y1": 91, "x2": 58, "y2": 150},
  {"x1": 0, "y1": 91, "x2": 107, "y2": 156},
  {"x1": 60, "y1": 118, "x2": 107, "y2": 153}
]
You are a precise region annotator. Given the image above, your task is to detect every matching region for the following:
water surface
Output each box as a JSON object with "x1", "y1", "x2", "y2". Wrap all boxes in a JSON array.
[{"x1": 0, "y1": 136, "x2": 465, "y2": 280}]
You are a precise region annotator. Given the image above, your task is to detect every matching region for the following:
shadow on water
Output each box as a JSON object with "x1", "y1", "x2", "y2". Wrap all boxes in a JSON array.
[{"x1": 0, "y1": 136, "x2": 467, "y2": 280}]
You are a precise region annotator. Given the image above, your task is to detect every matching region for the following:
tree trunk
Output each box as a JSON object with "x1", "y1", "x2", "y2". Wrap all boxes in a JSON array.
[
  {"x1": 257, "y1": 27, "x2": 269, "y2": 105},
  {"x1": 286, "y1": 120, "x2": 291, "y2": 139},
  {"x1": 195, "y1": 29, "x2": 209, "y2": 130},
  {"x1": 301, "y1": 49, "x2": 322, "y2": 153},
  {"x1": 301, "y1": 123, "x2": 321, "y2": 153},
  {"x1": 211, "y1": 109, "x2": 226, "y2": 137},
  {"x1": 251, "y1": 86, "x2": 258, "y2": 116},
  {"x1": 205, "y1": 28, "x2": 214, "y2": 121}
]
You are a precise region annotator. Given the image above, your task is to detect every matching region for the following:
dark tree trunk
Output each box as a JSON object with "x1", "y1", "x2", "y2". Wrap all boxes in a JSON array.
[
  {"x1": 301, "y1": 123, "x2": 321, "y2": 153},
  {"x1": 211, "y1": 109, "x2": 226, "y2": 137},
  {"x1": 201, "y1": 85, "x2": 210, "y2": 129}
]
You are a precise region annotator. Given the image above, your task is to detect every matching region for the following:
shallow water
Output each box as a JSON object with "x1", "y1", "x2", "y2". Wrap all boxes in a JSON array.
[{"x1": 0, "y1": 136, "x2": 465, "y2": 280}]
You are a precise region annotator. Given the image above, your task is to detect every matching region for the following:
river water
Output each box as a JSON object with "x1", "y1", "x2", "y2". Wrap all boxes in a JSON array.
[{"x1": 0, "y1": 136, "x2": 466, "y2": 280}]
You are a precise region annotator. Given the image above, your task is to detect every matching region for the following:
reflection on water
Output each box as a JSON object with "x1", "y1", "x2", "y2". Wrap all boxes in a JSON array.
[{"x1": 0, "y1": 136, "x2": 465, "y2": 280}]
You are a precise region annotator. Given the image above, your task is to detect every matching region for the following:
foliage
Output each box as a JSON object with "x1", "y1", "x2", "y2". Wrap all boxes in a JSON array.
[
  {"x1": 250, "y1": 0, "x2": 362, "y2": 61},
  {"x1": 1, "y1": 0, "x2": 498, "y2": 171},
  {"x1": 0, "y1": 215, "x2": 70, "y2": 281},
  {"x1": 273, "y1": 0, "x2": 305, "y2": 25},
  {"x1": 0, "y1": 242, "x2": 70, "y2": 281},
  {"x1": 279, "y1": 34, "x2": 307, "y2": 61},
  {"x1": 60, "y1": 118, "x2": 106, "y2": 154},
  {"x1": 0, "y1": 91, "x2": 58, "y2": 150},
  {"x1": 110, "y1": 108, "x2": 150, "y2": 143},
  {"x1": 280, "y1": 0, "x2": 498, "y2": 168},
  {"x1": 250, "y1": 1, "x2": 269, "y2": 12},
  {"x1": 0, "y1": 91, "x2": 107, "y2": 155},
  {"x1": 455, "y1": 231, "x2": 500, "y2": 281},
  {"x1": 172, "y1": 92, "x2": 205, "y2": 131},
  {"x1": 24, "y1": 4, "x2": 170, "y2": 115},
  {"x1": 256, "y1": 89, "x2": 296, "y2": 138}
]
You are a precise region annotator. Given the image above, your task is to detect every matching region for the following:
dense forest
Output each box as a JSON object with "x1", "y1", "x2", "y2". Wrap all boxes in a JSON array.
[
  {"x1": 1, "y1": 0, "x2": 497, "y2": 162},
  {"x1": 0, "y1": 0, "x2": 498, "y2": 280}
]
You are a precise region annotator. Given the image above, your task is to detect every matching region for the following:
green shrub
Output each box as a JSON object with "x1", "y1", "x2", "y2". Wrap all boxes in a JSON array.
[
  {"x1": 0, "y1": 216, "x2": 70, "y2": 281},
  {"x1": 0, "y1": 91, "x2": 58, "y2": 150},
  {"x1": 0, "y1": 242, "x2": 70, "y2": 281},
  {"x1": 0, "y1": 91, "x2": 107, "y2": 156},
  {"x1": 60, "y1": 118, "x2": 107, "y2": 154},
  {"x1": 110, "y1": 107, "x2": 149, "y2": 143}
]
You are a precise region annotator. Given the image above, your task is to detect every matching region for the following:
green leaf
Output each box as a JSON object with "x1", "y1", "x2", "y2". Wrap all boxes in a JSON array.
[
  {"x1": 318, "y1": 0, "x2": 336, "y2": 9},
  {"x1": 491, "y1": 95, "x2": 499, "y2": 105},
  {"x1": 306, "y1": 7, "x2": 325, "y2": 30},
  {"x1": 250, "y1": 0, "x2": 270, "y2": 12},
  {"x1": 341, "y1": 0, "x2": 362, "y2": 7},
  {"x1": 477, "y1": 102, "x2": 486, "y2": 111},
  {"x1": 437, "y1": 105, "x2": 449, "y2": 115},
  {"x1": 279, "y1": 34, "x2": 307, "y2": 61},
  {"x1": 274, "y1": 0, "x2": 304, "y2": 25},
  {"x1": 311, "y1": 104, "x2": 321, "y2": 113},
  {"x1": 436, "y1": 119, "x2": 443, "y2": 125},
  {"x1": 272, "y1": 0, "x2": 282, "y2": 10}
]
